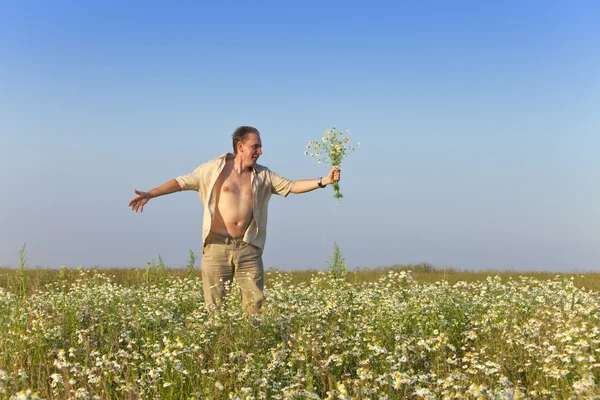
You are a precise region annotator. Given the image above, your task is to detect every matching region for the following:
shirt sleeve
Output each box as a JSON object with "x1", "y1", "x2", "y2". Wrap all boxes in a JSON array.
[
  {"x1": 175, "y1": 164, "x2": 205, "y2": 191},
  {"x1": 269, "y1": 169, "x2": 295, "y2": 197}
]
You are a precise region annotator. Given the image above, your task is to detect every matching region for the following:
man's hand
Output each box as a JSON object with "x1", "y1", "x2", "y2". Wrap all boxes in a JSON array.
[
  {"x1": 128, "y1": 179, "x2": 183, "y2": 213},
  {"x1": 323, "y1": 167, "x2": 341, "y2": 186},
  {"x1": 129, "y1": 189, "x2": 153, "y2": 213}
]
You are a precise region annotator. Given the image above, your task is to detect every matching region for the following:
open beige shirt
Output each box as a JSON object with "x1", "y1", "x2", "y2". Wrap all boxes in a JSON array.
[{"x1": 175, "y1": 153, "x2": 294, "y2": 250}]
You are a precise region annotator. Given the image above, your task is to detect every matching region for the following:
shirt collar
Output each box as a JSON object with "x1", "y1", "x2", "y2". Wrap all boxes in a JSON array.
[{"x1": 219, "y1": 152, "x2": 257, "y2": 173}]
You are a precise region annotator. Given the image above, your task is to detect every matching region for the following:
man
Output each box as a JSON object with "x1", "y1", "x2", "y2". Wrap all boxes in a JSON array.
[{"x1": 129, "y1": 126, "x2": 340, "y2": 314}]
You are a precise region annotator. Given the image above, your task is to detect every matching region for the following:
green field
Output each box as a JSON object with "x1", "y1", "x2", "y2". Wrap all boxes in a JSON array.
[
  {"x1": 1, "y1": 263, "x2": 598, "y2": 291},
  {"x1": 0, "y1": 265, "x2": 598, "y2": 398}
]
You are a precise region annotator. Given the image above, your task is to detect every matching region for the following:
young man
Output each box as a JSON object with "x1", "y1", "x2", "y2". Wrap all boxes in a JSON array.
[{"x1": 129, "y1": 126, "x2": 340, "y2": 314}]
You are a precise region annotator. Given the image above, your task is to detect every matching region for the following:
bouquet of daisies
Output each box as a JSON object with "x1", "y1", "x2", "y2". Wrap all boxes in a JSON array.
[{"x1": 305, "y1": 127, "x2": 359, "y2": 204}]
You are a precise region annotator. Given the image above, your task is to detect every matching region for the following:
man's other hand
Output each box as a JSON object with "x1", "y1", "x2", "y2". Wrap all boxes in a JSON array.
[
  {"x1": 326, "y1": 167, "x2": 341, "y2": 185},
  {"x1": 129, "y1": 189, "x2": 152, "y2": 213}
]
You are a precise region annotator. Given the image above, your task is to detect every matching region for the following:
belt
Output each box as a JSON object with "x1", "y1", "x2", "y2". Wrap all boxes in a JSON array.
[{"x1": 206, "y1": 231, "x2": 244, "y2": 245}]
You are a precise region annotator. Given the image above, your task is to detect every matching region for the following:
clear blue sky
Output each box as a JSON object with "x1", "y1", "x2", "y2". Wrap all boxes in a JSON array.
[{"x1": 1, "y1": 1, "x2": 598, "y2": 271}]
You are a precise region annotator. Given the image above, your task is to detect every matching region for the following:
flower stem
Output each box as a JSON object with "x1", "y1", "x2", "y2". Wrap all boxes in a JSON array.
[{"x1": 333, "y1": 181, "x2": 343, "y2": 205}]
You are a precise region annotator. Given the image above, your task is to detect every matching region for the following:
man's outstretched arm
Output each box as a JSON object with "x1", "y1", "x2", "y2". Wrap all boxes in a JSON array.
[
  {"x1": 129, "y1": 179, "x2": 182, "y2": 213},
  {"x1": 290, "y1": 167, "x2": 340, "y2": 194}
]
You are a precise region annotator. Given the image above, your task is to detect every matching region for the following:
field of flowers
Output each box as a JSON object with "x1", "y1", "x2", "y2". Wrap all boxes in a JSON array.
[{"x1": 0, "y1": 269, "x2": 599, "y2": 399}]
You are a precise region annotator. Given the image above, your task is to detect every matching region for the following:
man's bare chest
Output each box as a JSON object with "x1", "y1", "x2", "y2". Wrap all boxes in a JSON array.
[{"x1": 215, "y1": 169, "x2": 253, "y2": 200}]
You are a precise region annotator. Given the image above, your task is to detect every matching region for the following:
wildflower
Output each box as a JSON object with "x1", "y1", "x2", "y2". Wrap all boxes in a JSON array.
[
  {"x1": 50, "y1": 373, "x2": 62, "y2": 388},
  {"x1": 305, "y1": 127, "x2": 359, "y2": 204},
  {"x1": 573, "y1": 374, "x2": 597, "y2": 395},
  {"x1": 13, "y1": 389, "x2": 41, "y2": 400}
]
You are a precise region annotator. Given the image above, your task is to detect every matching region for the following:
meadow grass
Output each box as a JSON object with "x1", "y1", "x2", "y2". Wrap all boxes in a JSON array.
[
  {"x1": 0, "y1": 264, "x2": 598, "y2": 398},
  {"x1": 0, "y1": 263, "x2": 598, "y2": 291}
]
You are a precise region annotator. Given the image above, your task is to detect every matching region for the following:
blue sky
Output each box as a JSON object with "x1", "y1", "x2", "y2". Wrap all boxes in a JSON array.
[{"x1": 1, "y1": 1, "x2": 598, "y2": 271}]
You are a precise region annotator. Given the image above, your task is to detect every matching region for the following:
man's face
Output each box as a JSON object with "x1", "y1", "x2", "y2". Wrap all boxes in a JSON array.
[{"x1": 240, "y1": 133, "x2": 263, "y2": 165}]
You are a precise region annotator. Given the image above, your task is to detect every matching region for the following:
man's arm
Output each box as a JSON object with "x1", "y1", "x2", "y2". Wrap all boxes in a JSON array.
[
  {"x1": 290, "y1": 167, "x2": 340, "y2": 194},
  {"x1": 129, "y1": 179, "x2": 182, "y2": 213}
]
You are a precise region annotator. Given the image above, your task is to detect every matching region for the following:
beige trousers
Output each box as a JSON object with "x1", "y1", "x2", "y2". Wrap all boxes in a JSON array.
[{"x1": 201, "y1": 231, "x2": 265, "y2": 314}]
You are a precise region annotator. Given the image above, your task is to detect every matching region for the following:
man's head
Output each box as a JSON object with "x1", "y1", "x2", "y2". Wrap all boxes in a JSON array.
[{"x1": 232, "y1": 126, "x2": 262, "y2": 165}]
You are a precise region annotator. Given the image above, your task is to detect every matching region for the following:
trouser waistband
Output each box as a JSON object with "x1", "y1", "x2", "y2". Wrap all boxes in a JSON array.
[{"x1": 205, "y1": 231, "x2": 244, "y2": 245}]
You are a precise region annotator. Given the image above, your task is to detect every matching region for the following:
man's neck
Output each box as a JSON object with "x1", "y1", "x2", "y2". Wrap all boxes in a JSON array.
[{"x1": 232, "y1": 155, "x2": 253, "y2": 175}]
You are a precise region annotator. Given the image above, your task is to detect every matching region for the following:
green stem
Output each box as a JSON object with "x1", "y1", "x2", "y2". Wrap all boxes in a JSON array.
[{"x1": 332, "y1": 181, "x2": 343, "y2": 205}]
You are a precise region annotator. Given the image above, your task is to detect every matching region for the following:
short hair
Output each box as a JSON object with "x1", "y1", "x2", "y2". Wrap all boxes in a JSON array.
[{"x1": 232, "y1": 126, "x2": 260, "y2": 154}]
